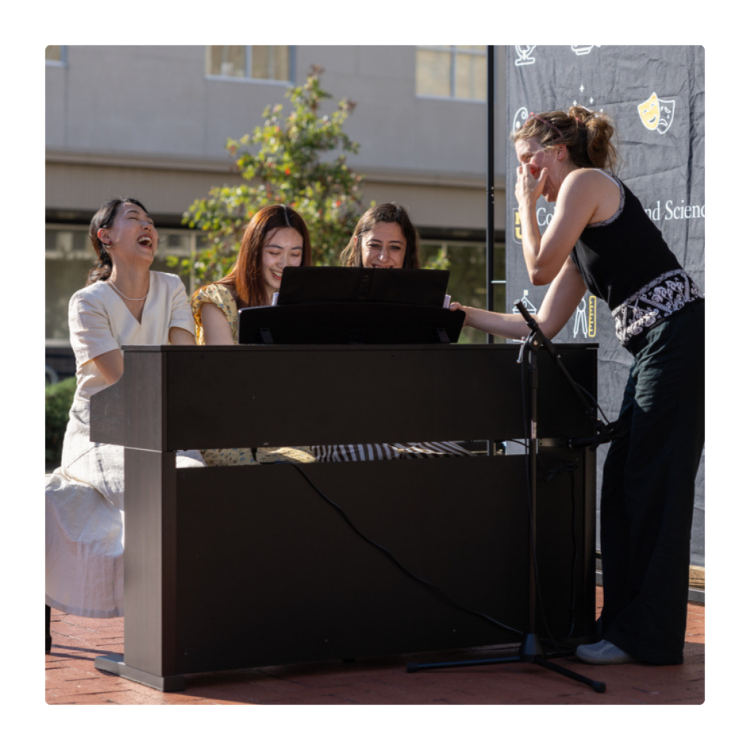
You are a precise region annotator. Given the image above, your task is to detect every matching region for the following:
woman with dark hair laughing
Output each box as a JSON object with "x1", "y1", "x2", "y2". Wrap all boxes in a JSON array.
[{"x1": 46, "y1": 198, "x2": 204, "y2": 620}]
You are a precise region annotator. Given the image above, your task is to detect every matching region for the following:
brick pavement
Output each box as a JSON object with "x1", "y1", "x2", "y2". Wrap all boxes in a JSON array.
[{"x1": 45, "y1": 587, "x2": 704, "y2": 706}]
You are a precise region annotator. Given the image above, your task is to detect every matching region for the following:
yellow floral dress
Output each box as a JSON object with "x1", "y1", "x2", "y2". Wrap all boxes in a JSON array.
[{"x1": 191, "y1": 284, "x2": 315, "y2": 466}]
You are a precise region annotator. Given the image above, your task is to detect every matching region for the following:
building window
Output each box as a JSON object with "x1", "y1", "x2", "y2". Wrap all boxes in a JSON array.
[
  {"x1": 206, "y1": 46, "x2": 292, "y2": 83},
  {"x1": 46, "y1": 46, "x2": 66, "y2": 65},
  {"x1": 45, "y1": 225, "x2": 207, "y2": 342},
  {"x1": 421, "y1": 240, "x2": 505, "y2": 344},
  {"x1": 416, "y1": 46, "x2": 486, "y2": 101}
]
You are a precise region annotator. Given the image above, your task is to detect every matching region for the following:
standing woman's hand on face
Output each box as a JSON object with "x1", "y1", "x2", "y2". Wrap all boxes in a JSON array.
[{"x1": 515, "y1": 163, "x2": 547, "y2": 206}]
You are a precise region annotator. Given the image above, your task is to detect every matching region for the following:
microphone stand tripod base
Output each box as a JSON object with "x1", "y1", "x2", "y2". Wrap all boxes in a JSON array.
[
  {"x1": 519, "y1": 632, "x2": 544, "y2": 661},
  {"x1": 407, "y1": 635, "x2": 605, "y2": 693},
  {"x1": 407, "y1": 305, "x2": 607, "y2": 694}
]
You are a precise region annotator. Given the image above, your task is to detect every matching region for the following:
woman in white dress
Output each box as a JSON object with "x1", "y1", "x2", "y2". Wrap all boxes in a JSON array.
[{"x1": 45, "y1": 198, "x2": 204, "y2": 620}]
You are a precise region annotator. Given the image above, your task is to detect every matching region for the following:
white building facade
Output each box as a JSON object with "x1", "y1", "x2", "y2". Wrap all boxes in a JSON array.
[{"x1": 46, "y1": 45, "x2": 507, "y2": 370}]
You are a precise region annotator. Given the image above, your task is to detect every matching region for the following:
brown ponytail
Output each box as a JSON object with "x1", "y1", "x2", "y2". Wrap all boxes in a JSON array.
[
  {"x1": 512, "y1": 107, "x2": 619, "y2": 172},
  {"x1": 86, "y1": 198, "x2": 148, "y2": 286}
]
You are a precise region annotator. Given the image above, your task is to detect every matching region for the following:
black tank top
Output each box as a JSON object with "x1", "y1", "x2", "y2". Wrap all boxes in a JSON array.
[
  {"x1": 571, "y1": 172, "x2": 681, "y2": 310},
  {"x1": 570, "y1": 171, "x2": 703, "y2": 348}
]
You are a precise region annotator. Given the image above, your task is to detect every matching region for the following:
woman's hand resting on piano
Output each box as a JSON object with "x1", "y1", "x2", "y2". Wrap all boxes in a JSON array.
[{"x1": 449, "y1": 301, "x2": 469, "y2": 327}]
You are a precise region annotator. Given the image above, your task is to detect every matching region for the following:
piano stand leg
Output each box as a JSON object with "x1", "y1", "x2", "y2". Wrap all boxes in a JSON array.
[
  {"x1": 94, "y1": 653, "x2": 186, "y2": 692},
  {"x1": 46, "y1": 604, "x2": 51, "y2": 654}
]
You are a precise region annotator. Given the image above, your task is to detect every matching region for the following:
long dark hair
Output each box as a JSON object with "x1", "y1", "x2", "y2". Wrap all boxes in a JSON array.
[
  {"x1": 339, "y1": 203, "x2": 421, "y2": 269},
  {"x1": 205, "y1": 204, "x2": 312, "y2": 308},
  {"x1": 86, "y1": 197, "x2": 149, "y2": 286}
]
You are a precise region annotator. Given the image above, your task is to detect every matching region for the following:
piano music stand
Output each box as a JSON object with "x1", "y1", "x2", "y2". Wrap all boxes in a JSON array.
[{"x1": 238, "y1": 267, "x2": 465, "y2": 345}]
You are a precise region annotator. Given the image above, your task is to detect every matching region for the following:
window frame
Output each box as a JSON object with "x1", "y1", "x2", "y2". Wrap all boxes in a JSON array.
[
  {"x1": 45, "y1": 45, "x2": 67, "y2": 66},
  {"x1": 45, "y1": 224, "x2": 211, "y2": 340},
  {"x1": 421, "y1": 238, "x2": 506, "y2": 344},
  {"x1": 416, "y1": 45, "x2": 487, "y2": 103},
  {"x1": 204, "y1": 45, "x2": 295, "y2": 85},
  {"x1": 45, "y1": 224, "x2": 207, "y2": 260}
]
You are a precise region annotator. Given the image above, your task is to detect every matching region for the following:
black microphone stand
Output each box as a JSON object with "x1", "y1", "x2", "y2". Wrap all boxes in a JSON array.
[
  {"x1": 513, "y1": 302, "x2": 619, "y2": 451},
  {"x1": 406, "y1": 301, "x2": 608, "y2": 693}
]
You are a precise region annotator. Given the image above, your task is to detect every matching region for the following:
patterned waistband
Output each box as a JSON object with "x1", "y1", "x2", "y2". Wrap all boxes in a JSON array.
[{"x1": 612, "y1": 269, "x2": 704, "y2": 348}]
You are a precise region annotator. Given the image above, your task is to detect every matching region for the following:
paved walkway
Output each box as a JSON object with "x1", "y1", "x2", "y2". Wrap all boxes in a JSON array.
[{"x1": 45, "y1": 586, "x2": 704, "y2": 705}]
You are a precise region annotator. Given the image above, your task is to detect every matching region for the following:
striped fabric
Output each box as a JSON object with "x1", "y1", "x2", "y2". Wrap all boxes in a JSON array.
[{"x1": 310, "y1": 441, "x2": 476, "y2": 462}]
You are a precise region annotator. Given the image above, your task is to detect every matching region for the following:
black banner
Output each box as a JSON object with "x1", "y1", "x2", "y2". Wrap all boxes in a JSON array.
[{"x1": 505, "y1": 45, "x2": 705, "y2": 565}]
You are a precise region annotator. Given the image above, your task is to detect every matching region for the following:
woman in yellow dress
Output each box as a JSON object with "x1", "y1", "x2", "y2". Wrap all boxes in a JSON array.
[{"x1": 191, "y1": 204, "x2": 314, "y2": 465}]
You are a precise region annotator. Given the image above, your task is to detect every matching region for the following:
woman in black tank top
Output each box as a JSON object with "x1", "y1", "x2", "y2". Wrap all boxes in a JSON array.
[{"x1": 451, "y1": 107, "x2": 704, "y2": 666}]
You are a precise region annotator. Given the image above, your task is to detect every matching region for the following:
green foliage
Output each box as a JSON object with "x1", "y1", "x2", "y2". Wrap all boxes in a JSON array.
[
  {"x1": 176, "y1": 66, "x2": 371, "y2": 283},
  {"x1": 46, "y1": 377, "x2": 76, "y2": 469}
]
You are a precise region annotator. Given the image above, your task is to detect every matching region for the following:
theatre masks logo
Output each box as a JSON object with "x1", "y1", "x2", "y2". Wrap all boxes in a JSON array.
[{"x1": 637, "y1": 92, "x2": 676, "y2": 135}]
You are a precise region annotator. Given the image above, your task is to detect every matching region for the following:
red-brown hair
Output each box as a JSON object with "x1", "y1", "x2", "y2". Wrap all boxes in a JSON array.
[{"x1": 205, "y1": 204, "x2": 312, "y2": 308}]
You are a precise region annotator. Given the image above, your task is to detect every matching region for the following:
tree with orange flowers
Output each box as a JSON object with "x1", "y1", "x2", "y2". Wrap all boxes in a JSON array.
[{"x1": 175, "y1": 67, "x2": 369, "y2": 284}]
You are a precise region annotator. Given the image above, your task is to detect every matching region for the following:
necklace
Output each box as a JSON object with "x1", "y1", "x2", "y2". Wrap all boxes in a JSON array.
[{"x1": 108, "y1": 279, "x2": 149, "y2": 301}]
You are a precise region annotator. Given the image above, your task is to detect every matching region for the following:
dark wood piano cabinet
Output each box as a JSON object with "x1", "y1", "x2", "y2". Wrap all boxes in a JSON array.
[{"x1": 90, "y1": 344, "x2": 598, "y2": 691}]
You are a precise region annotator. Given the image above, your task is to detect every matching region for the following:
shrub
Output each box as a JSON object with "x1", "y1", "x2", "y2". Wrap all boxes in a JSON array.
[
  {"x1": 177, "y1": 67, "x2": 369, "y2": 282},
  {"x1": 46, "y1": 377, "x2": 76, "y2": 470}
]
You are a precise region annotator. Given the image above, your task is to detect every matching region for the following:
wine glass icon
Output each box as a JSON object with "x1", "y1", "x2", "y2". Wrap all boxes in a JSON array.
[{"x1": 571, "y1": 45, "x2": 601, "y2": 56}]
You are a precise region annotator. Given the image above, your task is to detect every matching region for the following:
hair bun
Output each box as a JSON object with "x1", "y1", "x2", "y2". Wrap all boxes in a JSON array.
[{"x1": 568, "y1": 105, "x2": 592, "y2": 124}]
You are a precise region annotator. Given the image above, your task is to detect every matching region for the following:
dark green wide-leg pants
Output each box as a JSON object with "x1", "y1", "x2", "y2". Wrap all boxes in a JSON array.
[{"x1": 600, "y1": 300, "x2": 705, "y2": 664}]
